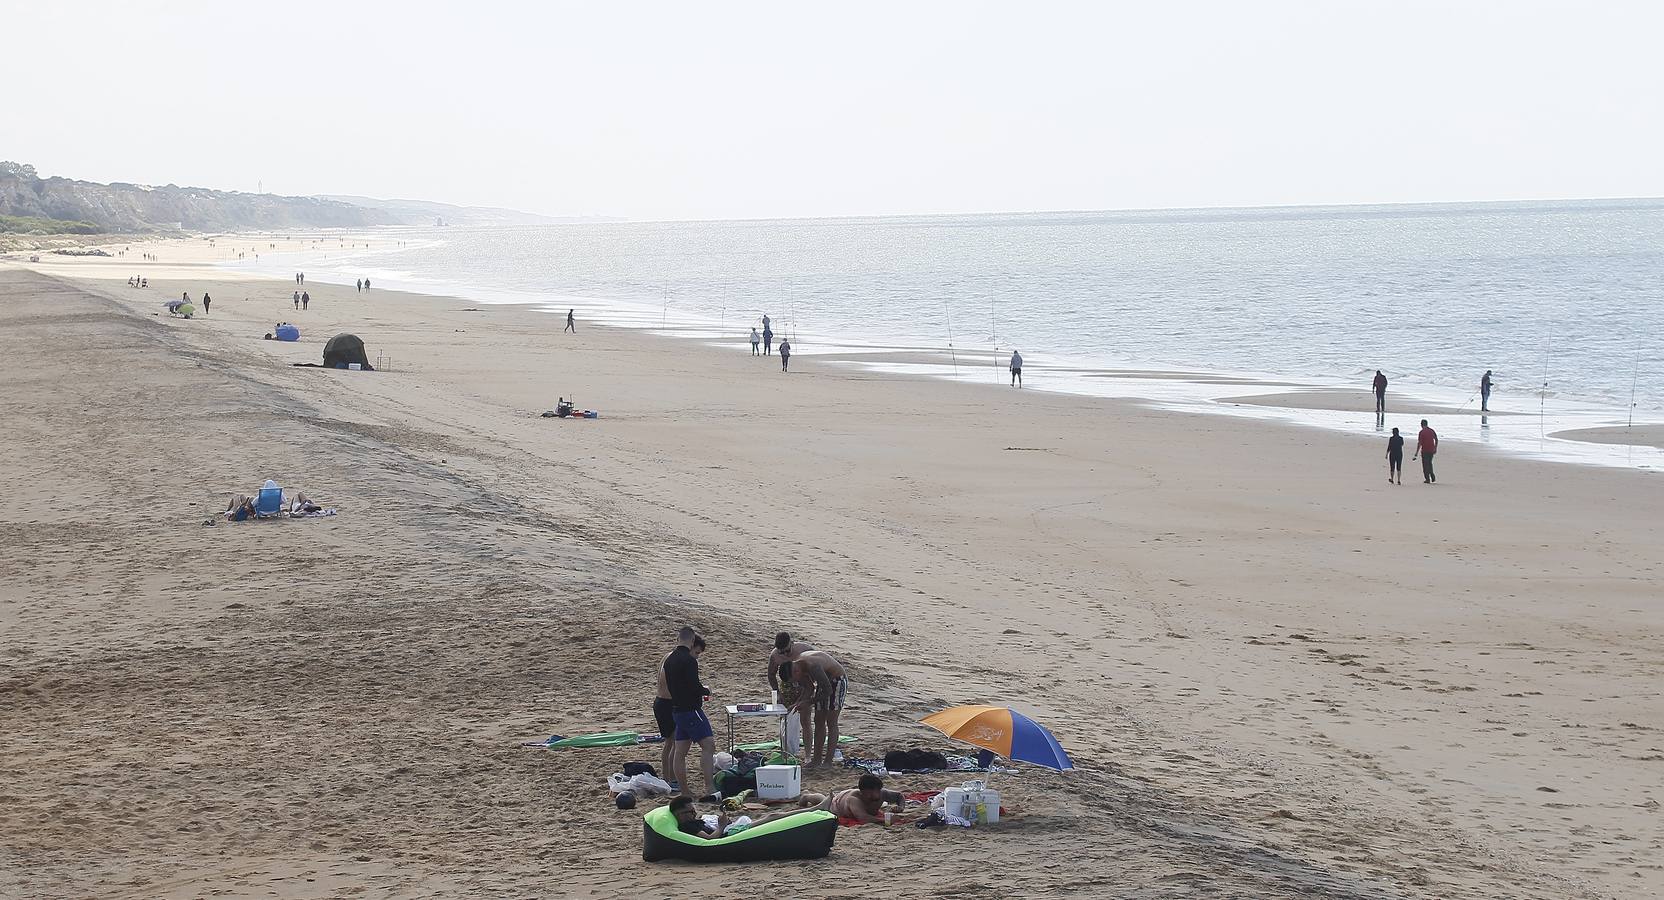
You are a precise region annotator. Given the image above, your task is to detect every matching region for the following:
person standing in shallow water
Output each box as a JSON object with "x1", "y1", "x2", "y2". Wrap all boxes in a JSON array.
[
  {"x1": 1372, "y1": 370, "x2": 1388, "y2": 413},
  {"x1": 1385, "y1": 427, "x2": 1404, "y2": 485},
  {"x1": 1480, "y1": 370, "x2": 1494, "y2": 412},
  {"x1": 1414, "y1": 419, "x2": 1438, "y2": 484}
]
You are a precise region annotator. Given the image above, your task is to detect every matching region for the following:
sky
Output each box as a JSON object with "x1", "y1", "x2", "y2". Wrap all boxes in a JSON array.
[{"x1": 4, "y1": 1, "x2": 1663, "y2": 221}]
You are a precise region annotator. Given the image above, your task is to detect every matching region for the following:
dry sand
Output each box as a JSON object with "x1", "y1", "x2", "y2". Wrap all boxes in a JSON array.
[{"x1": 4, "y1": 239, "x2": 1663, "y2": 899}]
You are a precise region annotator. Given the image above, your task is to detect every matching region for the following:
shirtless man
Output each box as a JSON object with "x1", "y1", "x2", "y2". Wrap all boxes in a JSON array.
[
  {"x1": 830, "y1": 774, "x2": 906, "y2": 824},
  {"x1": 766, "y1": 632, "x2": 815, "y2": 753},
  {"x1": 654, "y1": 626, "x2": 696, "y2": 785},
  {"x1": 783, "y1": 650, "x2": 847, "y2": 767}
]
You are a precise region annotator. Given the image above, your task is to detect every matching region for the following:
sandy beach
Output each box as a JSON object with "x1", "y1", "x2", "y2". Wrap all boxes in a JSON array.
[{"x1": 4, "y1": 239, "x2": 1663, "y2": 899}]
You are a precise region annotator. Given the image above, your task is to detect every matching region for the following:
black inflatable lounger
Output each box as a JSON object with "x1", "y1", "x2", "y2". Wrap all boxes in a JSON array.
[{"x1": 641, "y1": 806, "x2": 837, "y2": 863}]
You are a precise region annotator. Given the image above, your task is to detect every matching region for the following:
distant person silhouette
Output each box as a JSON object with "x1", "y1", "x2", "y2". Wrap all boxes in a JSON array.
[
  {"x1": 1010, "y1": 350, "x2": 1023, "y2": 387},
  {"x1": 356, "y1": 279, "x2": 363, "y2": 292},
  {"x1": 1414, "y1": 419, "x2": 1438, "y2": 484},
  {"x1": 1385, "y1": 427, "x2": 1404, "y2": 485},
  {"x1": 762, "y1": 322, "x2": 773, "y2": 356},
  {"x1": 750, "y1": 328, "x2": 760, "y2": 356},
  {"x1": 201, "y1": 293, "x2": 211, "y2": 315},
  {"x1": 302, "y1": 291, "x2": 309, "y2": 310},
  {"x1": 1480, "y1": 370, "x2": 1493, "y2": 412},
  {"x1": 293, "y1": 291, "x2": 300, "y2": 309},
  {"x1": 565, "y1": 309, "x2": 576, "y2": 333},
  {"x1": 779, "y1": 339, "x2": 791, "y2": 372},
  {"x1": 1372, "y1": 370, "x2": 1388, "y2": 413},
  {"x1": 363, "y1": 278, "x2": 370, "y2": 289}
]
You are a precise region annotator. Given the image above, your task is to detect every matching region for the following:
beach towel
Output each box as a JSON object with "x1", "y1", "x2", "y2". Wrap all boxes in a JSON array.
[{"x1": 536, "y1": 731, "x2": 642, "y2": 749}]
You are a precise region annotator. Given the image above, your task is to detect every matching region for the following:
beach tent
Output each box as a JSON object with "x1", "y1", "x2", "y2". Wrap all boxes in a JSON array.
[
  {"x1": 322, "y1": 333, "x2": 370, "y2": 369},
  {"x1": 275, "y1": 324, "x2": 300, "y2": 342}
]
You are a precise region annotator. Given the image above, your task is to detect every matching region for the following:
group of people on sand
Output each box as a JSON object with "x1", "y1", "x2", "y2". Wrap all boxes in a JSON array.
[
  {"x1": 749, "y1": 315, "x2": 791, "y2": 371},
  {"x1": 653, "y1": 628, "x2": 849, "y2": 794},
  {"x1": 293, "y1": 290, "x2": 310, "y2": 310},
  {"x1": 652, "y1": 626, "x2": 904, "y2": 838},
  {"x1": 1372, "y1": 369, "x2": 1493, "y2": 485},
  {"x1": 126, "y1": 276, "x2": 149, "y2": 288},
  {"x1": 355, "y1": 278, "x2": 372, "y2": 292}
]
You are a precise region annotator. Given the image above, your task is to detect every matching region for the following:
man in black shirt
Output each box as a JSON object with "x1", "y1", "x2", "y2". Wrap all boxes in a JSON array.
[{"x1": 665, "y1": 632, "x2": 716, "y2": 798}]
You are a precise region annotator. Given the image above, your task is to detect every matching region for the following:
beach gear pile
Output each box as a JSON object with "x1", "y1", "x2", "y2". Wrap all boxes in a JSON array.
[
  {"x1": 541, "y1": 397, "x2": 599, "y2": 419},
  {"x1": 164, "y1": 299, "x2": 195, "y2": 318},
  {"x1": 275, "y1": 323, "x2": 300, "y2": 342},
  {"x1": 640, "y1": 805, "x2": 838, "y2": 863}
]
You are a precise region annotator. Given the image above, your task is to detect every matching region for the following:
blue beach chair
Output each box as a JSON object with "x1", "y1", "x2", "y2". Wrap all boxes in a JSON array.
[{"x1": 254, "y1": 481, "x2": 284, "y2": 518}]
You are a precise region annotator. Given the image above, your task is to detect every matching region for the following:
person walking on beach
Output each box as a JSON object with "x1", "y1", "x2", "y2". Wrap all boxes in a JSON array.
[
  {"x1": 1372, "y1": 370, "x2": 1388, "y2": 413},
  {"x1": 363, "y1": 278, "x2": 370, "y2": 290},
  {"x1": 565, "y1": 309, "x2": 576, "y2": 333},
  {"x1": 1480, "y1": 370, "x2": 1494, "y2": 412},
  {"x1": 201, "y1": 293, "x2": 211, "y2": 315},
  {"x1": 1385, "y1": 427, "x2": 1404, "y2": 485},
  {"x1": 762, "y1": 320, "x2": 773, "y2": 356},
  {"x1": 302, "y1": 291, "x2": 310, "y2": 310},
  {"x1": 356, "y1": 279, "x2": 363, "y2": 292},
  {"x1": 779, "y1": 339, "x2": 792, "y2": 372},
  {"x1": 1010, "y1": 349, "x2": 1023, "y2": 387},
  {"x1": 293, "y1": 291, "x2": 300, "y2": 310},
  {"x1": 750, "y1": 327, "x2": 761, "y2": 356},
  {"x1": 1413, "y1": 419, "x2": 1438, "y2": 484}
]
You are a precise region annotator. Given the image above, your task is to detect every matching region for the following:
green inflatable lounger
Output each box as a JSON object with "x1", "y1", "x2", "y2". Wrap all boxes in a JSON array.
[{"x1": 641, "y1": 806, "x2": 838, "y2": 863}]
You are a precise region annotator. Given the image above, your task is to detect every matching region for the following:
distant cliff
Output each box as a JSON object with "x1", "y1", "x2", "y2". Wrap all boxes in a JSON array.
[{"x1": 0, "y1": 161, "x2": 398, "y2": 232}]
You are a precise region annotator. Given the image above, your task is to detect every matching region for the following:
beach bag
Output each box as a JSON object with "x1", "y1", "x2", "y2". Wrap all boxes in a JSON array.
[{"x1": 884, "y1": 749, "x2": 949, "y2": 771}]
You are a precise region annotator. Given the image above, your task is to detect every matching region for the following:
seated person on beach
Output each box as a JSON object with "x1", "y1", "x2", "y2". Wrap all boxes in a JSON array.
[
  {"x1": 224, "y1": 495, "x2": 256, "y2": 522},
  {"x1": 829, "y1": 774, "x2": 906, "y2": 824}
]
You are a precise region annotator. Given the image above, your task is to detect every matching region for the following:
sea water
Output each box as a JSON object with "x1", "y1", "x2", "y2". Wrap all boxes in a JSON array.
[{"x1": 229, "y1": 199, "x2": 1664, "y2": 470}]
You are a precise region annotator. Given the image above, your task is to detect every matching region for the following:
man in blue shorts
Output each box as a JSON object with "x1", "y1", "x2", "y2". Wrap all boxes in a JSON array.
[{"x1": 665, "y1": 630, "x2": 717, "y2": 798}]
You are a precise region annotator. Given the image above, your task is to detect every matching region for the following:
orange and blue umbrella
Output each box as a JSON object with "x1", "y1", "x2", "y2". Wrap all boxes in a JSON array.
[{"x1": 920, "y1": 705, "x2": 1074, "y2": 771}]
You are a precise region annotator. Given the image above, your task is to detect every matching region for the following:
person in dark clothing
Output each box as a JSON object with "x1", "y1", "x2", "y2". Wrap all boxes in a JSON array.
[
  {"x1": 363, "y1": 278, "x2": 370, "y2": 290},
  {"x1": 1372, "y1": 370, "x2": 1388, "y2": 413},
  {"x1": 779, "y1": 339, "x2": 791, "y2": 372},
  {"x1": 565, "y1": 309, "x2": 576, "y2": 333},
  {"x1": 302, "y1": 291, "x2": 310, "y2": 310},
  {"x1": 1480, "y1": 370, "x2": 1493, "y2": 412},
  {"x1": 1414, "y1": 419, "x2": 1438, "y2": 484},
  {"x1": 762, "y1": 325, "x2": 773, "y2": 356},
  {"x1": 1385, "y1": 427, "x2": 1404, "y2": 485},
  {"x1": 665, "y1": 631, "x2": 716, "y2": 798},
  {"x1": 654, "y1": 625, "x2": 696, "y2": 785},
  {"x1": 201, "y1": 293, "x2": 211, "y2": 315}
]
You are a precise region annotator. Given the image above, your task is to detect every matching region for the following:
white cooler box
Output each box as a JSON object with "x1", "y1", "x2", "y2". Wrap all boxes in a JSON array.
[
  {"x1": 943, "y1": 782, "x2": 1001, "y2": 824},
  {"x1": 755, "y1": 764, "x2": 802, "y2": 801}
]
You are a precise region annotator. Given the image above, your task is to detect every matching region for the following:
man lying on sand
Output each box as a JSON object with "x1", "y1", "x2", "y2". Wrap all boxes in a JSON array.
[
  {"x1": 668, "y1": 793, "x2": 829, "y2": 838},
  {"x1": 829, "y1": 774, "x2": 907, "y2": 824}
]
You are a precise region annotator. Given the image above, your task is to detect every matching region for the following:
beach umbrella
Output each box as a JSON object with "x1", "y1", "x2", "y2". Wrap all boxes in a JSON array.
[{"x1": 920, "y1": 705, "x2": 1074, "y2": 771}]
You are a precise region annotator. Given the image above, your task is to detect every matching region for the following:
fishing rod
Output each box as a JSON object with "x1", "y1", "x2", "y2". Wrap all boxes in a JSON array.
[
  {"x1": 944, "y1": 301, "x2": 960, "y2": 378},
  {"x1": 991, "y1": 297, "x2": 1000, "y2": 383}
]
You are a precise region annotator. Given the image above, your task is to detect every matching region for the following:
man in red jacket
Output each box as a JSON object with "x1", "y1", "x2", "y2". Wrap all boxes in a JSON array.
[{"x1": 1413, "y1": 419, "x2": 1438, "y2": 484}]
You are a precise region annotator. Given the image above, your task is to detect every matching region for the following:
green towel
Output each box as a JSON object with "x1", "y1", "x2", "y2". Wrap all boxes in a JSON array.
[{"x1": 546, "y1": 731, "x2": 640, "y2": 748}]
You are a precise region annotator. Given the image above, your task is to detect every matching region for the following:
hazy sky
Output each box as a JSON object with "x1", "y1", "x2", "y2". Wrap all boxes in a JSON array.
[{"x1": 5, "y1": 1, "x2": 1662, "y2": 220}]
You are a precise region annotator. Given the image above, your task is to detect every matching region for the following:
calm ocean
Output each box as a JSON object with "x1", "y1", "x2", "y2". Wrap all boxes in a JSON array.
[{"x1": 234, "y1": 199, "x2": 1664, "y2": 467}]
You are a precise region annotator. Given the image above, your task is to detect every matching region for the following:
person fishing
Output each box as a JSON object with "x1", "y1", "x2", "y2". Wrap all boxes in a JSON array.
[{"x1": 1480, "y1": 370, "x2": 1493, "y2": 412}]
